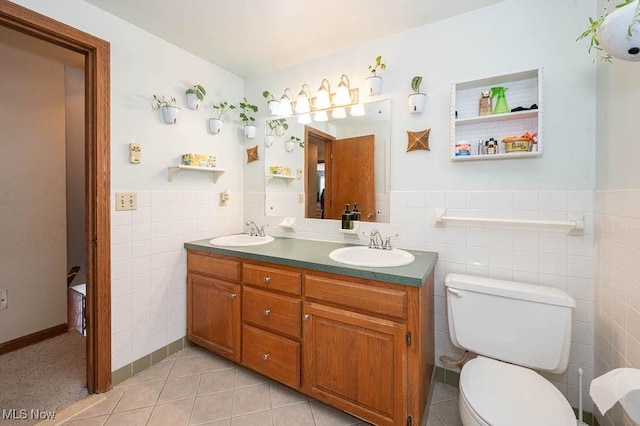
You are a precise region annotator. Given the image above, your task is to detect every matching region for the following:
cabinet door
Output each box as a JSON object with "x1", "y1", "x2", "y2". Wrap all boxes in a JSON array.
[
  {"x1": 187, "y1": 273, "x2": 241, "y2": 363},
  {"x1": 302, "y1": 302, "x2": 407, "y2": 426}
]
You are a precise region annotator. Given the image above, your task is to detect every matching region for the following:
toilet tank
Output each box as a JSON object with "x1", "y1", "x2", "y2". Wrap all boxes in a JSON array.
[{"x1": 445, "y1": 273, "x2": 576, "y2": 373}]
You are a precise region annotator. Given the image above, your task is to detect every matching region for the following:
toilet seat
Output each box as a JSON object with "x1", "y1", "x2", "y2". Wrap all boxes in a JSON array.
[{"x1": 459, "y1": 356, "x2": 576, "y2": 426}]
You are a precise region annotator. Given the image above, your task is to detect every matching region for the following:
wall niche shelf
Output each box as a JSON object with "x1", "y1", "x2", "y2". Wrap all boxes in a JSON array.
[
  {"x1": 265, "y1": 174, "x2": 296, "y2": 186},
  {"x1": 168, "y1": 165, "x2": 226, "y2": 183},
  {"x1": 451, "y1": 67, "x2": 543, "y2": 161}
]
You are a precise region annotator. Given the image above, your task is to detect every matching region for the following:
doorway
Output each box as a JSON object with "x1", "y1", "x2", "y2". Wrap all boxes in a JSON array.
[{"x1": 0, "y1": 0, "x2": 111, "y2": 393}]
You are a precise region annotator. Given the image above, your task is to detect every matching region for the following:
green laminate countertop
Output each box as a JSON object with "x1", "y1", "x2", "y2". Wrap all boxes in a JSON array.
[{"x1": 184, "y1": 237, "x2": 438, "y2": 288}]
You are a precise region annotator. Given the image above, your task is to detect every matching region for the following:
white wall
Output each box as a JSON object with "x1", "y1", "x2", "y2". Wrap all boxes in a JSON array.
[
  {"x1": 12, "y1": 0, "x2": 246, "y2": 370},
  {"x1": 0, "y1": 42, "x2": 67, "y2": 342},
  {"x1": 593, "y1": 1, "x2": 640, "y2": 425},
  {"x1": 244, "y1": 0, "x2": 598, "y2": 412}
]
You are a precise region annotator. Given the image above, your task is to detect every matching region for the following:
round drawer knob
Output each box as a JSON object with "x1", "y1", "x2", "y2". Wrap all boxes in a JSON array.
[
  {"x1": 303, "y1": 314, "x2": 310, "y2": 321},
  {"x1": 229, "y1": 293, "x2": 237, "y2": 299},
  {"x1": 263, "y1": 276, "x2": 271, "y2": 284},
  {"x1": 262, "y1": 353, "x2": 270, "y2": 361},
  {"x1": 263, "y1": 309, "x2": 271, "y2": 317}
]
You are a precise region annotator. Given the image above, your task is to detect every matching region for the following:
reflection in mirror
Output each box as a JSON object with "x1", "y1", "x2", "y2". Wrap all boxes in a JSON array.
[{"x1": 263, "y1": 100, "x2": 391, "y2": 222}]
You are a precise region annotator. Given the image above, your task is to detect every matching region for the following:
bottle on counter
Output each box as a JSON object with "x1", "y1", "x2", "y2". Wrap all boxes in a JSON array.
[
  {"x1": 479, "y1": 91, "x2": 492, "y2": 116},
  {"x1": 352, "y1": 203, "x2": 361, "y2": 221},
  {"x1": 341, "y1": 204, "x2": 353, "y2": 230}
]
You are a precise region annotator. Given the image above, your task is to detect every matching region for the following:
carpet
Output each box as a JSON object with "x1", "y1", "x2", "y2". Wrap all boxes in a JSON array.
[{"x1": 0, "y1": 330, "x2": 88, "y2": 425}]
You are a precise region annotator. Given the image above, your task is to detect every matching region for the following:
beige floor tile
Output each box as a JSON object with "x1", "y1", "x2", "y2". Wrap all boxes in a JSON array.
[
  {"x1": 201, "y1": 419, "x2": 231, "y2": 426},
  {"x1": 273, "y1": 402, "x2": 315, "y2": 426},
  {"x1": 157, "y1": 374, "x2": 200, "y2": 404},
  {"x1": 430, "y1": 399, "x2": 462, "y2": 426},
  {"x1": 235, "y1": 367, "x2": 269, "y2": 388},
  {"x1": 430, "y1": 383, "x2": 459, "y2": 404},
  {"x1": 232, "y1": 383, "x2": 272, "y2": 417},
  {"x1": 270, "y1": 382, "x2": 308, "y2": 408},
  {"x1": 189, "y1": 391, "x2": 233, "y2": 424},
  {"x1": 130, "y1": 360, "x2": 174, "y2": 385},
  {"x1": 425, "y1": 412, "x2": 445, "y2": 426},
  {"x1": 169, "y1": 356, "x2": 205, "y2": 379},
  {"x1": 112, "y1": 377, "x2": 132, "y2": 389},
  {"x1": 198, "y1": 369, "x2": 236, "y2": 395},
  {"x1": 201, "y1": 353, "x2": 236, "y2": 373},
  {"x1": 230, "y1": 409, "x2": 273, "y2": 426},
  {"x1": 104, "y1": 407, "x2": 153, "y2": 426},
  {"x1": 167, "y1": 345, "x2": 208, "y2": 360},
  {"x1": 113, "y1": 381, "x2": 164, "y2": 413},
  {"x1": 309, "y1": 400, "x2": 360, "y2": 426},
  {"x1": 71, "y1": 388, "x2": 124, "y2": 419},
  {"x1": 61, "y1": 414, "x2": 109, "y2": 425},
  {"x1": 147, "y1": 398, "x2": 194, "y2": 426}
]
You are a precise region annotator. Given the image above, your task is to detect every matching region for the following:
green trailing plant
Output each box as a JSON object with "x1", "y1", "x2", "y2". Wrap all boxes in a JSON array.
[
  {"x1": 152, "y1": 94, "x2": 177, "y2": 110},
  {"x1": 266, "y1": 118, "x2": 288, "y2": 132},
  {"x1": 262, "y1": 90, "x2": 275, "y2": 102},
  {"x1": 411, "y1": 76, "x2": 423, "y2": 93},
  {"x1": 289, "y1": 136, "x2": 304, "y2": 148},
  {"x1": 368, "y1": 55, "x2": 387, "y2": 76},
  {"x1": 211, "y1": 101, "x2": 235, "y2": 120},
  {"x1": 186, "y1": 84, "x2": 207, "y2": 101},
  {"x1": 238, "y1": 97, "x2": 259, "y2": 125},
  {"x1": 577, "y1": 0, "x2": 640, "y2": 61}
]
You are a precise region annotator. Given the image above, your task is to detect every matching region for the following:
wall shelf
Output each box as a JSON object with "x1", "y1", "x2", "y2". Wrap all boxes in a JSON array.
[
  {"x1": 265, "y1": 174, "x2": 296, "y2": 186},
  {"x1": 451, "y1": 67, "x2": 543, "y2": 160},
  {"x1": 168, "y1": 165, "x2": 226, "y2": 183},
  {"x1": 434, "y1": 208, "x2": 584, "y2": 235}
]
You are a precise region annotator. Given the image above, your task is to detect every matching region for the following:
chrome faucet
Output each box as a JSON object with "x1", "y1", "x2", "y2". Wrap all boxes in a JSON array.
[
  {"x1": 245, "y1": 220, "x2": 265, "y2": 237},
  {"x1": 369, "y1": 229, "x2": 384, "y2": 249}
]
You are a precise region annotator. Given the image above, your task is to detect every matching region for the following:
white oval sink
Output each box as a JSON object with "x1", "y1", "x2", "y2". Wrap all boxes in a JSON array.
[
  {"x1": 209, "y1": 234, "x2": 274, "y2": 247},
  {"x1": 329, "y1": 246, "x2": 415, "y2": 268}
]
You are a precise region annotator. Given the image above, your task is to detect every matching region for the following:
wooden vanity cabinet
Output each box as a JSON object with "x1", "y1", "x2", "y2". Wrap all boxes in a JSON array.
[{"x1": 186, "y1": 249, "x2": 434, "y2": 426}]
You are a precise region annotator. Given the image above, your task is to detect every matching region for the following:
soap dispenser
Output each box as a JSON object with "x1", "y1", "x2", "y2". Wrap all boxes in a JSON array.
[
  {"x1": 341, "y1": 204, "x2": 353, "y2": 230},
  {"x1": 352, "y1": 203, "x2": 361, "y2": 221}
]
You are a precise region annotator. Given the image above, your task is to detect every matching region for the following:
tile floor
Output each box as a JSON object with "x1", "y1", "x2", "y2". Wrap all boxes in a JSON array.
[{"x1": 58, "y1": 345, "x2": 462, "y2": 425}]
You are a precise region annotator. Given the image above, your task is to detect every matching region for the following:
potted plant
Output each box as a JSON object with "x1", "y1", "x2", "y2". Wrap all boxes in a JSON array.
[
  {"x1": 152, "y1": 94, "x2": 180, "y2": 124},
  {"x1": 366, "y1": 55, "x2": 386, "y2": 95},
  {"x1": 263, "y1": 91, "x2": 280, "y2": 116},
  {"x1": 185, "y1": 84, "x2": 206, "y2": 110},
  {"x1": 238, "y1": 97, "x2": 259, "y2": 139},
  {"x1": 285, "y1": 136, "x2": 303, "y2": 152},
  {"x1": 267, "y1": 118, "x2": 288, "y2": 136},
  {"x1": 209, "y1": 101, "x2": 235, "y2": 135},
  {"x1": 408, "y1": 76, "x2": 427, "y2": 113},
  {"x1": 578, "y1": 0, "x2": 640, "y2": 62}
]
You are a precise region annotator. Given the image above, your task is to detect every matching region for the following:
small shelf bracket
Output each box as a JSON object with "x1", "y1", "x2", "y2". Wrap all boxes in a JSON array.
[
  {"x1": 434, "y1": 208, "x2": 584, "y2": 235},
  {"x1": 168, "y1": 165, "x2": 226, "y2": 183},
  {"x1": 265, "y1": 174, "x2": 296, "y2": 186}
]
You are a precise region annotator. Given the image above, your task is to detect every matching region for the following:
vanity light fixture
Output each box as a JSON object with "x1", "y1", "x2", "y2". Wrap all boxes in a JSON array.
[
  {"x1": 332, "y1": 107, "x2": 347, "y2": 119},
  {"x1": 314, "y1": 110, "x2": 329, "y2": 122},
  {"x1": 295, "y1": 84, "x2": 312, "y2": 114},
  {"x1": 334, "y1": 74, "x2": 351, "y2": 106},
  {"x1": 350, "y1": 103, "x2": 366, "y2": 117},
  {"x1": 315, "y1": 79, "x2": 331, "y2": 109},
  {"x1": 278, "y1": 88, "x2": 294, "y2": 117}
]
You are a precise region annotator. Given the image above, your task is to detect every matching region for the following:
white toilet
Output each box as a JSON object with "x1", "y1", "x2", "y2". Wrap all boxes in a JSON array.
[{"x1": 445, "y1": 273, "x2": 578, "y2": 426}]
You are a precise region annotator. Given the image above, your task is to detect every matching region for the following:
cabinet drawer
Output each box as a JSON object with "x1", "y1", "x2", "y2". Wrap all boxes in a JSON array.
[
  {"x1": 305, "y1": 275, "x2": 407, "y2": 320},
  {"x1": 243, "y1": 287, "x2": 301, "y2": 338},
  {"x1": 243, "y1": 264, "x2": 301, "y2": 295},
  {"x1": 242, "y1": 324, "x2": 300, "y2": 388},
  {"x1": 188, "y1": 252, "x2": 240, "y2": 282}
]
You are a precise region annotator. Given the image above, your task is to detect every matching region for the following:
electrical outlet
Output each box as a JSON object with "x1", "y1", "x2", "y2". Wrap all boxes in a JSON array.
[
  {"x1": 116, "y1": 192, "x2": 137, "y2": 211},
  {"x1": 0, "y1": 289, "x2": 7, "y2": 310}
]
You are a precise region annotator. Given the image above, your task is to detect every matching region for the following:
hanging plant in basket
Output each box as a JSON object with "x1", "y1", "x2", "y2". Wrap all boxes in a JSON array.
[{"x1": 578, "y1": 0, "x2": 640, "y2": 61}]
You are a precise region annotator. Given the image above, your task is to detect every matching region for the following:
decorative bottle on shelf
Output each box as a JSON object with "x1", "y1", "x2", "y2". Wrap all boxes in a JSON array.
[
  {"x1": 341, "y1": 204, "x2": 353, "y2": 230},
  {"x1": 352, "y1": 203, "x2": 361, "y2": 222},
  {"x1": 478, "y1": 91, "x2": 492, "y2": 116}
]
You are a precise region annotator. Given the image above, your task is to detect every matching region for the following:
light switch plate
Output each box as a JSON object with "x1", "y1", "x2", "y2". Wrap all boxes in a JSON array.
[{"x1": 116, "y1": 192, "x2": 137, "y2": 211}]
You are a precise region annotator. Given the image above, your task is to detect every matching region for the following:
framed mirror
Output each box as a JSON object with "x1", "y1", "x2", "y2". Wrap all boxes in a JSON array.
[{"x1": 263, "y1": 100, "x2": 391, "y2": 222}]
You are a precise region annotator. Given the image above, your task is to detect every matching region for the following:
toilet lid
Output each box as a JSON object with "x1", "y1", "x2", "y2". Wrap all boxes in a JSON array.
[{"x1": 460, "y1": 357, "x2": 576, "y2": 426}]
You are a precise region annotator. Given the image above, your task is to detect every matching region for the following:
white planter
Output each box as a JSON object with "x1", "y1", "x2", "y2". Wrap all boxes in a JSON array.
[
  {"x1": 265, "y1": 134, "x2": 274, "y2": 147},
  {"x1": 267, "y1": 100, "x2": 280, "y2": 116},
  {"x1": 275, "y1": 124, "x2": 285, "y2": 136},
  {"x1": 598, "y1": 1, "x2": 640, "y2": 62},
  {"x1": 408, "y1": 93, "x2": 427, "y2": 113},
  {"x1": 244, "y1": 124, "x2": 257, "y2": 139},
  {"x1": 209, "y1": 118, "x2": 223, "y2": 135},
  {"x1": 284, "y1": 141, "x2": 295, "y2": 152},
  {"x1": 366, "y1": 75, "x2": 382, "y2": 95},
  {"x1": 186, "y1": 92, "x2": 201, "y2": 110},
  {"x1": 161, "y1": 106, "x2": 180, "y2": 124}
]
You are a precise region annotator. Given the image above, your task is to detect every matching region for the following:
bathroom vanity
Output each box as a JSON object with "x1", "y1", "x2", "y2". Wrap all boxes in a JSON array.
[{"x1": 184, "y1": 237, "x2": 437, "y2": 426}]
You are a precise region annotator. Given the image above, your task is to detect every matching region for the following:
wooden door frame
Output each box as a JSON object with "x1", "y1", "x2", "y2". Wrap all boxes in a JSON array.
[
  {"x1": 0, "y1": 0, "x2": 111, "y2": 393},
  {"x1": 304, "y1": 126, "x2": 335, "y2": 219}
]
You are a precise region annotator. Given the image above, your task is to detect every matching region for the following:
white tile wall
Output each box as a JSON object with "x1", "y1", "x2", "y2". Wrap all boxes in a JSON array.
[
  {"x1": 594, "y1": 189, "x2": 640, "y2": 426},
  {"x1": 245, "y1": 189, "x2": 596, "y2": 411},
  {"x1": 110, "y1": 190, "x2": 243, "y2": 371}
]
